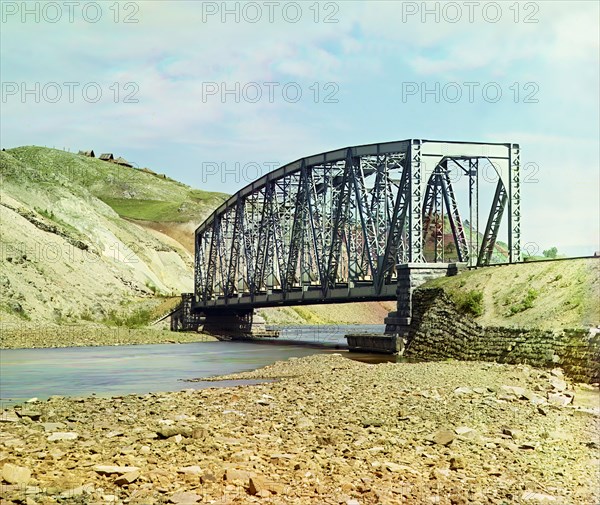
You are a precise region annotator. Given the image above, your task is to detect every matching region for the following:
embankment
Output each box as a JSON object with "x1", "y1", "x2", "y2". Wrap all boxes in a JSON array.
[{"x1": 404, "y1": 258, "x2": 600, "y2": 382}]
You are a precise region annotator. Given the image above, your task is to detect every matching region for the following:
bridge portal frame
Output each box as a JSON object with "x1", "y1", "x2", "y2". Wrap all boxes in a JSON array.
[{"x1": 194, "y1": 139, "x2": 520, "y2": 313}]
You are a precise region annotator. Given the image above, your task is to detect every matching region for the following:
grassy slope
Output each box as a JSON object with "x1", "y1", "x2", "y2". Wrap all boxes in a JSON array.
[
  {"x1": 1, "y1": 146, "x2": 227, "y2": 223},
  {"x1": 425, "y1": 258, "x2": 599, "y2": 330}
]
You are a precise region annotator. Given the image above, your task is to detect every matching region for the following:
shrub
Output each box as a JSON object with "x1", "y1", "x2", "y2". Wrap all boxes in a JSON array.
[
  {"x1": 103, "y1": 308, "x2": 152, "y2": 328},
  {"x1": 145, "y1": 280, "x2": 159, "y2": 295},
  {"x1": 456, "y1": 289, "x2": 484, "y2": 317},
  {"x1": 508, "y1": 288, "x2": 538, "y2": 315}
]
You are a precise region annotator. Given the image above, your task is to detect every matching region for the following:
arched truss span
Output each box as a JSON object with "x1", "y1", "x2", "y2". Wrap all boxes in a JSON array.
[{"x1": 194, "y1": 139, "x2": 520, "y2": 310}]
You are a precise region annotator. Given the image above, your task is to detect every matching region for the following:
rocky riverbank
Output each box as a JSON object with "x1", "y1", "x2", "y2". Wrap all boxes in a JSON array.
[
  {"x1": 1, "y1": 354, "x2": 598, "y2": 504},
  {"x1": 0, "y1": 323, "x2": 217, "y2": 349}
]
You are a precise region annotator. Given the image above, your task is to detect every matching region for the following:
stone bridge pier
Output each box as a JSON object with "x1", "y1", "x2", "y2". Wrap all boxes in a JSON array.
[
  {"x1": 346, "y1": 263, "x2": 464, "y2": 354},
  {"x1": 202, "y1": 310, "x2": 279, "y2": 340}
]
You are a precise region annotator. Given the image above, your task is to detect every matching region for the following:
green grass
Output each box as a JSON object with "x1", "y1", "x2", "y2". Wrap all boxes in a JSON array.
[
  {"x1": 99, "y1": 197, "x2": 190, "y2": 222},
  {"x1": 1, "y1": 146, "x2": 228, "y2": 224},
  {"x1": 189, "y1": 189, "x2": 226, "y2": 202}
]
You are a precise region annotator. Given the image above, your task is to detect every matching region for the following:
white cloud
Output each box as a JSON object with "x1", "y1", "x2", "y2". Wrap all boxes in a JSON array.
[{"x1": 1, "y1": 0, "x2": 598, "y2": 253}]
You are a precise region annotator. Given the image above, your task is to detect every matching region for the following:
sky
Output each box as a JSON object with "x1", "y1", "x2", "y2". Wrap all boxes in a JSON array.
[{"x1": 1, "y1": 0, "x2": 598, "y2": 256}]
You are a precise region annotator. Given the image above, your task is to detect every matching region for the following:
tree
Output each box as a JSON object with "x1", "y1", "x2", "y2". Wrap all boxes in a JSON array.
[{"x1": 543, "y1": 246, "x2": 558, "y2": 259}]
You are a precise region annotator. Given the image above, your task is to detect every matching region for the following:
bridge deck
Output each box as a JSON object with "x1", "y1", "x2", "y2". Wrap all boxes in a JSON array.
[{"x1": 193, "y1": 283, "x2": 397, "y2": 312}]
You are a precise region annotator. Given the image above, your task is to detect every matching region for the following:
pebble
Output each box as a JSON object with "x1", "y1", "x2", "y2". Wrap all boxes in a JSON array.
[{"x1": 449, "y1": 456, "x2": 465, "y2": 470}]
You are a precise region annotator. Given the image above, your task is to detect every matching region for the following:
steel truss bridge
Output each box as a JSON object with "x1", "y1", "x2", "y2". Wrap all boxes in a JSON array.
[{"x1": 194, "y1": 139, "x2": 520, "y2": 313}]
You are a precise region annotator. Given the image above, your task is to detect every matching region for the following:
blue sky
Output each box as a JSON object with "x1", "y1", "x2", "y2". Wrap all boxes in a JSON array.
[{"x1": 1, "y1": 1, "x2": 598, "y2": 255}]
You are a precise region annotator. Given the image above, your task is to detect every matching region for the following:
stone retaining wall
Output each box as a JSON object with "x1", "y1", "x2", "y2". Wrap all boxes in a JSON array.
[{"x1": 405, "y1": 288, "x2": 600, "y2": 383}]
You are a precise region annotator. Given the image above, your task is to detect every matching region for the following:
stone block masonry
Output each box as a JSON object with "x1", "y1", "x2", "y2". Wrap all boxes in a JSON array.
[
  {"x1": 347, "y1": 263, "x2": 463, "y2": 354},
  {"x1": 405, "y1": 288, "x2": 600, "y2": 383}
]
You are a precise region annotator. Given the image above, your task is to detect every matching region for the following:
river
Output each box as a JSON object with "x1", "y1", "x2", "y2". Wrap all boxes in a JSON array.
[{"x1": 0, "y1": 325, "x2": 388, "y2": 407}]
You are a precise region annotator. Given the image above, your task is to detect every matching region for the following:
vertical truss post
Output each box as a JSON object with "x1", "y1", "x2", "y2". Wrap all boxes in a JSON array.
[
  {"x1": 194, "y1": 232, "x2": 204, "y2": 302},
  {"x1": 225, "y1": 198, "x2": 243, "y2": 297},
  {"x1": 241, "y1": 194, "x2": 256, "y2": 293},
  {"x1": 421, "y1": 170, "x2": 443, "y2": 262},
  {"x1": 408, "y1": 139, "x2": 423, "y2": 263},
  {"x1": 351, "y1": 159, "x2": 377, "y2": 278},
  {"x1": 306, "y1": 167, "x2": 324, "y2": 288},
  {"x1": 509, "y1": 144, "x2": 521, "y2": 263},
  {"x1": 434, "y1": 177, "x2": 444, "y2": 262},
  {"x1": 468, "y1": 159, "x2": 479, "y2": 267}
]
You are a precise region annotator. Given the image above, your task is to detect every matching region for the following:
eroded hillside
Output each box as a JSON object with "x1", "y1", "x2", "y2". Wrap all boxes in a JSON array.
[{"x1": 0, "y1": 147, "x2": 227, "y2": 324}]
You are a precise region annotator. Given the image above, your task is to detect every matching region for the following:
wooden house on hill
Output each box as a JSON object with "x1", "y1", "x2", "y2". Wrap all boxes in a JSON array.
[
  {"x1": 114, "y1": 157, "x2": 133, "y2": 168},
  {"x1": 99, "y1": 153, "x2": 114, "y2": 161},
  {"x1": 78, "y1": 150, "x2": 95, "y2": 157}
]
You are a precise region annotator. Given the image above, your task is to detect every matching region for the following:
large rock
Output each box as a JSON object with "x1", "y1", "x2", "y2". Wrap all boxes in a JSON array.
[
  {"x1": 169, "y1": 491, "x2": 201, "y2": 504},
  {"x1": 547, "y1": 392, "x2": 573, "y2": 407},
  {"x1": 156, "y1": 426, "x2": 192, "y2": 439},
  {"x1": 93, "y1": 465, "x2": 140, "y2": 475},
  {"x1": 2, "y1": 463, "x2": 31, "y2": 485},
  {"x1": 247, "y1": 475, "x2": 285, "y2": 495},
  {"x1": 177, "y1": 465, "x2": 202, "y2": 475},
  {"x1": 47, "y1": 432, "x2": 78, "y2": 441},
  {"x1": 0, "y1": 412, "x2": 20, "y2": 423},
  {"x1": 41, "y1": 422, "x2": 66, "y2": 432},
  {"x1": 114, "y1": 470, "x2": 140, "y2": 486},
  {"x1": 224, "y1": 468, "x2": 252, "y2": 482},
  {"x1": 431, "y1": 429, "x2": 455, "y2": 446},
  {"x1": 17, "y1": 409, "x2": 42, "y2": 421},
  {"x1": 549, "y1": 377, "x2": 567, "y2": 392},
  {"x1": 499, "y1": 385, "x2": 531, "y2": 400}
]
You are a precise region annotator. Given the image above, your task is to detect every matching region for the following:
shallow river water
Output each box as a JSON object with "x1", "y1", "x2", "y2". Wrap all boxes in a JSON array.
[{"x1": 0, "y1": 325, "x2": 388, "y2": 406}]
